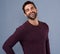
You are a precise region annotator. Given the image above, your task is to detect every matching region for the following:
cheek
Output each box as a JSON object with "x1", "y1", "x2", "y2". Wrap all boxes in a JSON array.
[
  {"x1": 34, "y1": 9, "x2": 37, "y2": 12},
  {"x1": 26, "y1": 12, "x2": 30, "y2": 16},
  {"x1": 35, "y1": 10, "x2": 37, "y2": 12},
  {"x1": 25, "y1": 12, "x2": 29, "y2": 16}
]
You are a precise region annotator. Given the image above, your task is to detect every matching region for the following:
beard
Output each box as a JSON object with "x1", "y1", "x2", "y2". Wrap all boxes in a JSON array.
[{"x1": 27, "y1": 12, "x2": 37, "y2": 20}]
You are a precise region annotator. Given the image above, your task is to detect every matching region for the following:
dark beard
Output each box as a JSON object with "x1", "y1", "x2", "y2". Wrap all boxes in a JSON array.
[{"x1": 27, "y1": 12, "x2": 37, "y2": 20}]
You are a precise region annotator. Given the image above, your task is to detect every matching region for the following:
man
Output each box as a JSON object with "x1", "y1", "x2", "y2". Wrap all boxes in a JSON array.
[{"x1": 3, "y1": 1, "x2": 50, "y2": 54}]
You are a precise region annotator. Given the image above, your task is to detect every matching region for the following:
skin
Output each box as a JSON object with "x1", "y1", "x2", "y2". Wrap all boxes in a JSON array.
[{"x1": 24, "y1": 4, "x2": 39, "y2": 26}]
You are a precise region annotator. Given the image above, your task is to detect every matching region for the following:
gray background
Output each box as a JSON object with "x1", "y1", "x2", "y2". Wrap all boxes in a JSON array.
[{"x1": 0, "y1": 0, "x2": 60, "y2": 54}]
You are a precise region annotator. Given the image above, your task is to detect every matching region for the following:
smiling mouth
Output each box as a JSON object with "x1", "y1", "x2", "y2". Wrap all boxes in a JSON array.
[
  {"x1": 27, "y1": 12, "x2": 37, "y2": 20},
  {"x1": 29, "y1": 12, "x2": 35, "y2": 17}
]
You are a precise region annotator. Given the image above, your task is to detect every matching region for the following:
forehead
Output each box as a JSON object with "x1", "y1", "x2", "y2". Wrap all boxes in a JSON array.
[{"x1": 24, "y1": 4, "x2": 35, "y2": 10}]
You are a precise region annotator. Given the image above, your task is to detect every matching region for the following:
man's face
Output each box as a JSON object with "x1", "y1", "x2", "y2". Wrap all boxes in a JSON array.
[{"x1": 24, "y1": 4, "x2": 37, "y2": 20}]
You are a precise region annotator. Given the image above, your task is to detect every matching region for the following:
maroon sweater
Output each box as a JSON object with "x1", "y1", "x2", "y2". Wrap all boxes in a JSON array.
[{"x1": 3, "y1": 20, "x2": 50, "y2": 54}]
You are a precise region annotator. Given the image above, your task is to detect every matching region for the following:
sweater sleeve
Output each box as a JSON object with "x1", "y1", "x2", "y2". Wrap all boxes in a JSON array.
[
  {"x1": 45, "y1": 23, "x2": 50, "y2": 54},
  {"x1": 46, "y1": 26, "x2": 50, "y2": 54},
  {"x1": 46, "y1": 36, "x2": 50, "y2": 54},
  {"x1": 2, "y1": 28, "x2": 23, "y2": 54}
]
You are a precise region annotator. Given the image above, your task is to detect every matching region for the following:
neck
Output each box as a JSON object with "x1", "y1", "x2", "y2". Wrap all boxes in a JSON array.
[{"x1": 28, "y1": 18, "x2": 39, "y2": 26}]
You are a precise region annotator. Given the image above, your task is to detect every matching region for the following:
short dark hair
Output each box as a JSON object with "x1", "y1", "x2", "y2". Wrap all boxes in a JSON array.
[{"x1": 22, "y1": 1, "x2": 37, "y2": 14}]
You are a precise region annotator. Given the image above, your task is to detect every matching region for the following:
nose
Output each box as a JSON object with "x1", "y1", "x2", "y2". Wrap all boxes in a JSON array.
[{"x1": 29, "y1": 9, "x2": 33, "y2": 13}]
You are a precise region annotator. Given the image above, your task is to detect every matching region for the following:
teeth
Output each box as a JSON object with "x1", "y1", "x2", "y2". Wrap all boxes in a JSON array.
[{"x1": 30, "y1": 13, "x2": 35, "y2": 17}]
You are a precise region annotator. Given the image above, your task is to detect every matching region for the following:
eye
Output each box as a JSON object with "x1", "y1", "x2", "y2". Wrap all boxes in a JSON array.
[
  {"x1": 31, "y1": 7, "x2": 34, "y2": 10},
  {"x1": 25, "y1": 9, "x2": 29, "y2": 12}
]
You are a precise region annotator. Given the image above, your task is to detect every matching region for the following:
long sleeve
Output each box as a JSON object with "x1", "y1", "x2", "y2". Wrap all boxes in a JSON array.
[
  {"x1": 46, "y1": 35, "x2": 50, "y2": 54},
  {"x1": 45, "y1": 23, "x2": 50, "y2": 54},
  {"x1": 2, "y1": 28, "x2": 23, "y2": 54}
]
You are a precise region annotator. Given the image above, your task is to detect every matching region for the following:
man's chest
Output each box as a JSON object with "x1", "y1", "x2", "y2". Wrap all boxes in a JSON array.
[{"x1": 23, "y1": 28, "x2": 48, "y2": 43}]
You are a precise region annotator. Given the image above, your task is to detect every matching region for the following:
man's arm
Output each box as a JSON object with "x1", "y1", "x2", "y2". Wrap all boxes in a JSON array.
[
  {"x1": 2, "y1": 28, "x2": 23, "y2": 54},
  {"x1": 45, "y1": 23, "x2": 50, "y2": 54},
  {"x1": 46, "y1": 35, "x2": 50, "y2": 54}
]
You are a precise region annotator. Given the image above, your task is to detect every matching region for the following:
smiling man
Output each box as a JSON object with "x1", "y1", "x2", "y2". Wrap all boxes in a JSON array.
[{"x1": 3, "y1": 1, "x2": 50, "y2": 54}]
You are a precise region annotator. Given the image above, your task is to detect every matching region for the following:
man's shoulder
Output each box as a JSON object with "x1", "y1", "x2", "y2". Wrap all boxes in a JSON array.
[
  {"x1": 39, "y1": 21, "x2": 49, "y2": 31},
  {"x1": 16, "y1": 21, "x2": 28, "y2": 31},
  {"x1": 41, "y1": 21, "x2": 49, "y2": 27}
]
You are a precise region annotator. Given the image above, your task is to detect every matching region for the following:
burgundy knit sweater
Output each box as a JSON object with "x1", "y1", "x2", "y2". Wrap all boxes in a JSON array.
[{"x1": 3, "y1": 20, "x2": 50, "y2": 54}]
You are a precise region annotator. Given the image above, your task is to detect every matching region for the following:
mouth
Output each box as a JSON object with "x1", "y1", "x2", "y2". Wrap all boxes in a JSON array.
[
  {"x1": 27, "y1": 12, "x2": 37, "y2": 20},
  {"x1": 29, "y1": 12, "x2": 35, "y2": 18}
]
